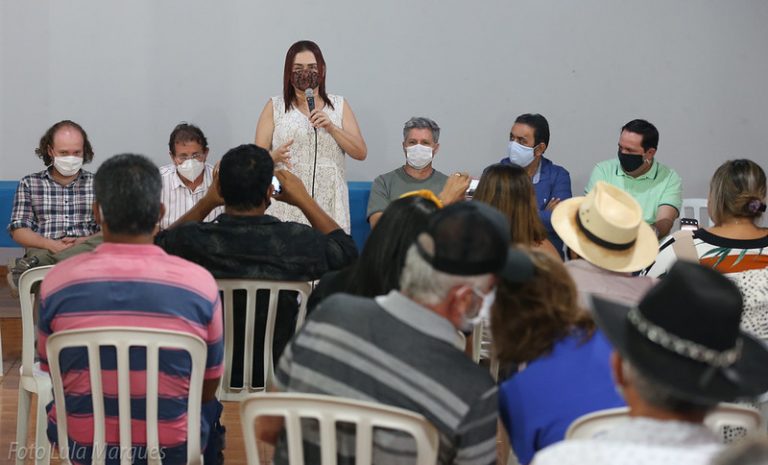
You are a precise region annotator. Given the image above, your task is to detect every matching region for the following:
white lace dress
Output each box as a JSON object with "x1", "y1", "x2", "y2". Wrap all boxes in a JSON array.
[{"x1": 266, "y1": 94, "x2": 350, "y2": 233}]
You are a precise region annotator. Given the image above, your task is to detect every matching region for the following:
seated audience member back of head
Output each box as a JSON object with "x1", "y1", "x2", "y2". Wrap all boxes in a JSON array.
[{"x1": 156, "y1": 144, "x2": 357, "y2": 388}]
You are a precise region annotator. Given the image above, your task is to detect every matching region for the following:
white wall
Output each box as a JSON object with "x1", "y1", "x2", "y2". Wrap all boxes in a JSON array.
[{"x1": 2, "y1": 0, "x2": 767, "y2": 198}]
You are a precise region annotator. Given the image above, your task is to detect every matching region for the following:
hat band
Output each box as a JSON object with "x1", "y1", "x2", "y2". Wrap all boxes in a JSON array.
[
  {"x1": 628, "y1": 307, "x2": 743, "y2": 368},
  {"x1": 576, "y1": 213, "x2": 636, "y2": 251}
]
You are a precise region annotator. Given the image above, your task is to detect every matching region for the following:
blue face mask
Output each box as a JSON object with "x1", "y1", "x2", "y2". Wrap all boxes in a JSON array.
[{"x1": 507, "y1": 141, "x2": 536, "y2": 167}]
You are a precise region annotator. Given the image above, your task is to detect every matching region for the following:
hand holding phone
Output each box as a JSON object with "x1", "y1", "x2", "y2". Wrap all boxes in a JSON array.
[
  {"x1": 465, "y1": 179, "x2": 480, "y2": 198},
  {"x1": 271, "y1": 175, "x2": 282, "y2": 196}
]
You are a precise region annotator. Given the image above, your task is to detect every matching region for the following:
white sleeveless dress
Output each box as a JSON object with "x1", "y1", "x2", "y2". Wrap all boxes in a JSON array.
[{"x1": 267, "y1": 94, "x2": 350, "y2": 233}]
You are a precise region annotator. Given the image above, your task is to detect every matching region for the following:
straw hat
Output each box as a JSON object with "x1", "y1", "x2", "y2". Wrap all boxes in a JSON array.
[{"x1": 551, "y1": 181, "x2": 658, "y2": 272}]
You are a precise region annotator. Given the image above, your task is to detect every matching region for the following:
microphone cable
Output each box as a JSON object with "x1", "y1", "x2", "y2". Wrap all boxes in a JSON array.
[
  {"x1": 310, "y1": 126, "x2": 318, "y2": 198},
  {"x1": 306, "y1": 88, "x2": 319, "y2": 199}
]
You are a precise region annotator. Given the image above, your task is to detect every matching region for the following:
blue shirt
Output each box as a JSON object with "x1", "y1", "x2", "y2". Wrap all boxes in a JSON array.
[
  {"x1": 499, "y1": 156, "x2": 572, "y2": 256},
  {"x1": 498, "y1": 329, "x2": 625, "y2": 464}
]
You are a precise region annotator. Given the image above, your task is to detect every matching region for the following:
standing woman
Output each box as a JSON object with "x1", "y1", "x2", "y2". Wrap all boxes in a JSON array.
[{"x1": 255, "y1": 40, "x2": 367, "y2": 232}]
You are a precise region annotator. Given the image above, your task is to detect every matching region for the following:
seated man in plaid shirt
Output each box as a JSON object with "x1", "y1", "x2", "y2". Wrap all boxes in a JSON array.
[{"x1": 6, "y1": 120, "x2": 102, "y2": 291}]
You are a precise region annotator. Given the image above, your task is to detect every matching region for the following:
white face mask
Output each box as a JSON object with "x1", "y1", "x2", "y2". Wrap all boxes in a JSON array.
[
  {"x1": 176, "y1": 158, "x2": 205, "y2": 182},
  {"x1": 405, "y1": 144, "x2": 433, "y2": 169},
  {"x1": 460, "y1": 288, "x2": 495, "y2": 333},
  {"x1": 507, "y1": 141, "x2": 536, "y2": 167},
  {"x1": 53, "y1": 155, "x2": 83, "y2": 177}
]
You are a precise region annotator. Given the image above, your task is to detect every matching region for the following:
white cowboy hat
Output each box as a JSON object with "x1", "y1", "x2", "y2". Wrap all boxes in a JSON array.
[{"x1": 552, "y1": 181, "x2": 658, "y2": 272}]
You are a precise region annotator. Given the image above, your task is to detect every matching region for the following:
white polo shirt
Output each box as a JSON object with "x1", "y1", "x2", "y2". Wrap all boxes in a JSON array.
[{"x1": 159, "y1": 162, "x2": 224, "y2": 229}]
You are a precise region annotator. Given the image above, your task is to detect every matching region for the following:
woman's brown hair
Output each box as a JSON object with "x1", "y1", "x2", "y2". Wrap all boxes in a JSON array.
[
  {"x1": 282, "y1": 40, "x2": 334, "y2": 112},
  {"x1": 491, "y1": 248, "x2": 595, "y2": 365},
  {"x1": 474, "y1": 163, "x2": 547, "y2": 246}
]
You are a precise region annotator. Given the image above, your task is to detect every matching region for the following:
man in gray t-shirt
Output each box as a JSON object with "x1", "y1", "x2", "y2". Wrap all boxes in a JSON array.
[{"x1": 366, "y1": 116, "x2": 451, "y2": 227}]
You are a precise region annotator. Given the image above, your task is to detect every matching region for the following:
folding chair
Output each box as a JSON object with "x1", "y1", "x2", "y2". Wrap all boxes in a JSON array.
[
  {"x1": 16, "y1": 265, "x2": 54, "y2": 465},
  {"x1": 46, "y1": 327, "x2": 208, "y2": 465},
  {"x1": 566, "y1": 403, "x2": 763, "y2": 441},
  {"x1": 240, "y1": 392, "x2": 439, "y2": 465},
  {"x1": 680, "y1": 198, "x2": 711, "y2": 228},
  {"x1": 216, "y1": 279, "x2": 312, "y2": 401}
]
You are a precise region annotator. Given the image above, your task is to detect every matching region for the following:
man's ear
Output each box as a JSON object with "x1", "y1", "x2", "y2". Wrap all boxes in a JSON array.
[
  {"x1": 447, "y1": 285, "x2": 474, "y2": 325},
  {"x1": 432, "y1": 143, "x2": 440, "y2": 156},
  {"x1": 534, "y1": 142, "x2": 547, "y2": 157},
  {"x1": 644, "y1": 147, "x2": 657, "y2": 161}
]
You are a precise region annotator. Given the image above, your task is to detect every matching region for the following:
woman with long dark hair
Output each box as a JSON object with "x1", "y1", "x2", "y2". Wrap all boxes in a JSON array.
[
  {"x1": 255, "y1": 40, "x2": 367, "y2": 233},
  {"x1": 308, "y1": 195, "x2": 439, "y2": 310}
]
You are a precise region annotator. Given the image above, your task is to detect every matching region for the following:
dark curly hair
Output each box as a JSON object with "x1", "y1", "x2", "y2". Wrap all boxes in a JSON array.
[
  {"x1": 35, "y1": 120, "x2": 94, "y2": 166},
  {"x1": 168, "y1": 122, "x2": 208, "y2": 155},
  {"x1": 491, "y1": 248, "x2": 595, "y2": 365}
]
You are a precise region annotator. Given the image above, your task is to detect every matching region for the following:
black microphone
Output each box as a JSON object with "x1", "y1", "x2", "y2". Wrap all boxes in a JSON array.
[
  {"x1": 305, "y1": 88, "x2": 315, "y2": 113},
  {"x1": 305, "y1": 87, "x2": 318, "y2": 198}
]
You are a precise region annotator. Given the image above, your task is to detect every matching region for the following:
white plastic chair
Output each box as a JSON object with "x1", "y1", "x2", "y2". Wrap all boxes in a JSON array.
[
  {"x1": 16, "y1": 265, "x2": 54, "y2": 465},
  {"x1": 46, "y1": 327, "x2": 208, "y2": 465},
  {"x1": 239, "y1": 392, "x2": 440, "y2": 465},
  {"x1": 566, "y1": 403, "x2": 763, "y2": 441},
  {"x1": 679, "y1": 198, "x2": 711, "y2": 228},
  {"x1": 217, "y1": 279, "x2": 312, "y2": 401}
]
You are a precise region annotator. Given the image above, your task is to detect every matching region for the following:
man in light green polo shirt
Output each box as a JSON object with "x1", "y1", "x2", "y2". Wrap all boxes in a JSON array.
[{"x1": 585, "y1": 119, "x2": 682, "y2": 238}]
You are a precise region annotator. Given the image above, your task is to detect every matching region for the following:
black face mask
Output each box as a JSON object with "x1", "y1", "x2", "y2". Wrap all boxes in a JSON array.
[{"x1": 618, "y1": 150, "x2": 645, "y2": 173}]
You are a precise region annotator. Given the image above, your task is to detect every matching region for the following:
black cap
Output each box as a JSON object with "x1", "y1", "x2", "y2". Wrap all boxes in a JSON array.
[{"x1": 416, "y1": 201, "x2": 534, "y2": 282}]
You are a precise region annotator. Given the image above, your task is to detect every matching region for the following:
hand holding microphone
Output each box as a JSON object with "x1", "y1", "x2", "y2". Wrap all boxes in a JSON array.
[{"x1": 305, "y1": 88, "x2": 333, "y2": 130}]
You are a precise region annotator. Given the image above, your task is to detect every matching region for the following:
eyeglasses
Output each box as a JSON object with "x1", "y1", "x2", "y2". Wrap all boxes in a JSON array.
[{"x1": 175, "y1": 152, "x2": 205, "y2": 162}]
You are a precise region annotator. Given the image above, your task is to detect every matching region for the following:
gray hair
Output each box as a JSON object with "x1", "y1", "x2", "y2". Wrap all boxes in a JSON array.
[
  {"x1": 621, "y1": 358, "x2": 717, "y2": 415},
  {"x1": 399, "y1": 245, "x2": 493, "y2": 306},
  {"x1": 403, "y1": 117, "x2": 440, "y2": 143}
]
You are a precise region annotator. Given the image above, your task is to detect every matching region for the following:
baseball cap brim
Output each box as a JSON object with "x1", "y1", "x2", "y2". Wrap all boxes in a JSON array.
[{"x1": 499, "y1": 247, "x2": 535, "y2": 283}]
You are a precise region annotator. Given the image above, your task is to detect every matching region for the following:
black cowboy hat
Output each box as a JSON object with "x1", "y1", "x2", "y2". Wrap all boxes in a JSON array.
[{"x1": 593, "y1": 260, "x2": 768, "y2": 403}]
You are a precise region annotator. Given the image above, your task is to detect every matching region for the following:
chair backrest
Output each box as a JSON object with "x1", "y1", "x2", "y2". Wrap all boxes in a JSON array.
[
  {"x1": 566, "y1": 403, "x2": 763, "y2": 441},
  {"x1": 680, "y1": 198, "x2": 711, "y2": 228},
  {"x1": 18, "y1": 265, "x2": 54, "y2": 377},
  {"x1": 216, "y1": 279, "x2": 312, "y2": 400},
  {"x1": 239, "y1": 393, "x2": 440, "y2": 465},
  {"x1": 46, "y1": 327, "x2": 207, "y2": 465}
]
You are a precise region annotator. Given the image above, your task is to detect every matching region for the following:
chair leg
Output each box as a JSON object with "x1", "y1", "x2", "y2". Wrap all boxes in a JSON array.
[
  {"x1": 16, "y1": 389, "x2": 32, "y2": 465},
  {"x1": 34, "y1": 391, "x2": 52, "y2": 465}
]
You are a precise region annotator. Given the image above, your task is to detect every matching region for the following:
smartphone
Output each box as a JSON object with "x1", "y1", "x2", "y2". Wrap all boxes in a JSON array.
[
  {"x1": 272, "y1": 175, "x2": 282, "y2": 195},
  {"x1": 680, "y1": 218, "x2": 699, "y2": 231},
  {"x1": 466, "y1": 179, "x2": 480, "y2": 199}
]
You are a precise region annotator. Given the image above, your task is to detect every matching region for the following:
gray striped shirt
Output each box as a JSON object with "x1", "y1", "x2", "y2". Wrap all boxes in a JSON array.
[{"x1": 275, "y1": 291, "x2": 498, "y2": 465}]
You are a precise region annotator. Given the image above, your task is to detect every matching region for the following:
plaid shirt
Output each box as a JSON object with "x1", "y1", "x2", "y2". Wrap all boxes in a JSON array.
[{"x1": 7, "y1": 169, "x2": 99, "y2": 240}]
